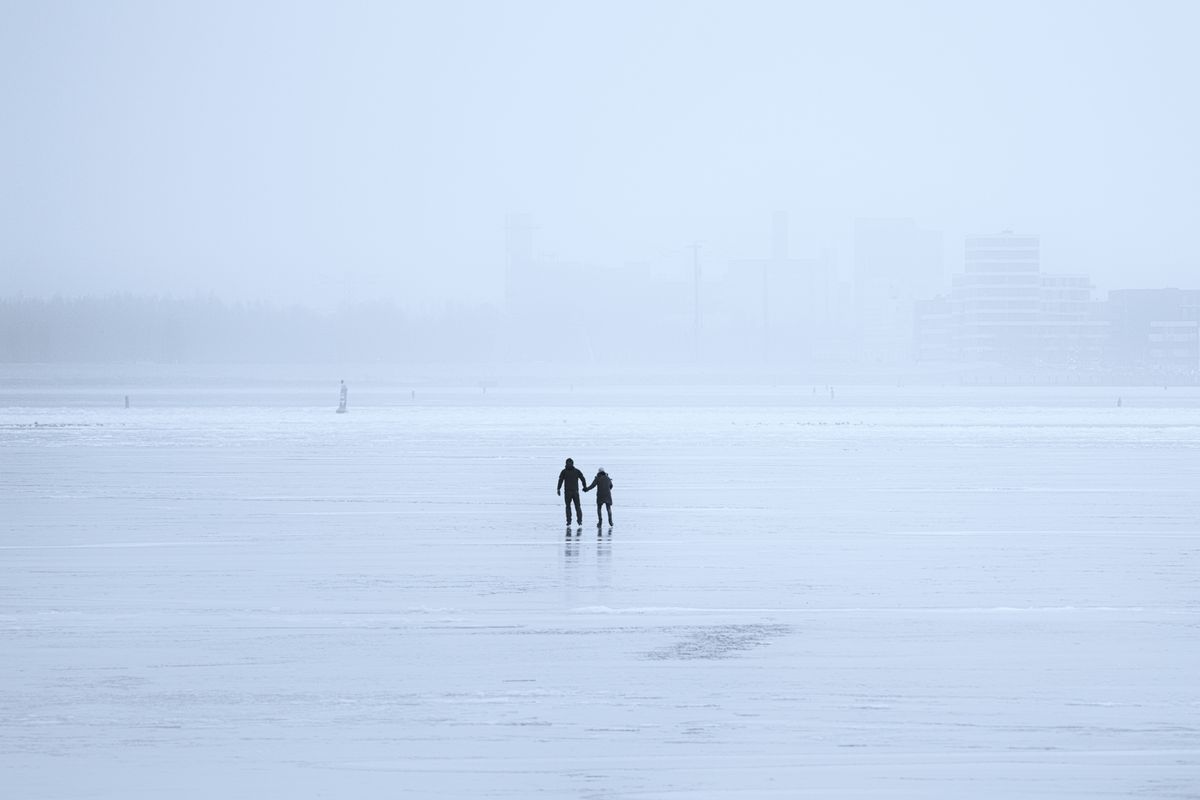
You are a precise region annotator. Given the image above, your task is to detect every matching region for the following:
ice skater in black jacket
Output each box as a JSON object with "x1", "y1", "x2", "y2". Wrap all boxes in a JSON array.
[
  {"x1": 556, "y1": 458, "x2": 587, "y2": 525},
  {"x1": 584, "y1": 467, "x2": 614, "y2": 526}
]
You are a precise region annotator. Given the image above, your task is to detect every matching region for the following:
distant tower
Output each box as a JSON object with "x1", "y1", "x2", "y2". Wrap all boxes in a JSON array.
[
  {"x1": 690, "y1": 243, "x2": 702, "y2": 344},
  {"x1": 766, "y1": 210, "x2": 790, "y2": 331},
  {"x1": 504, "y1": 213, "x2": 535, "y2": 315},
  {"x1": 730, "y1": 211, "x2": 804, "y2": 359},
  {"x1": 853, "y1": 218, "x2": 943, "y2": 365}
]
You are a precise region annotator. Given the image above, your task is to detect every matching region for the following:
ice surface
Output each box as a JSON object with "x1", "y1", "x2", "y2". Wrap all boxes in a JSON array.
[{"x1": 2, "y1": 374, "x2": 1199, "y2": 798}]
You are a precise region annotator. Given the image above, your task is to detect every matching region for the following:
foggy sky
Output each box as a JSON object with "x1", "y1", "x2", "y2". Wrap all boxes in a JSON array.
[{"x1": 2, "y1": 0, "x2": 1197, "y2": 311}]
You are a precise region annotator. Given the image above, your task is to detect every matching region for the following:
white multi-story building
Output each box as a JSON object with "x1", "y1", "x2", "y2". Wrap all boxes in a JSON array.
[
  {"x1": 918, "y1": 231, "x2": 1106, "y2": 367},
  {"x1": 954, "y1": 231, "x2": 1043, "y2": 363}
]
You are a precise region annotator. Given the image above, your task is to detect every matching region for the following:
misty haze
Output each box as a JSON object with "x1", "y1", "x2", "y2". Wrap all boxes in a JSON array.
[{"x1": 3, "y1": 2, "x2": 1198, "y2": 799}]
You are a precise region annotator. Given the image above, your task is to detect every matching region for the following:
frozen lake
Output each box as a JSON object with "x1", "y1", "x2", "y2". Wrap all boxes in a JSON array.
[{"x1": 3, "y1": 373, "x2": 1199, "y2": 798}]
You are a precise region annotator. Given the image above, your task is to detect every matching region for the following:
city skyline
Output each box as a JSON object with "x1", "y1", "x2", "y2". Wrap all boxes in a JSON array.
[
  {"x1": 4, "y1": 2, "x2": 1200, "y2": 311},
  {"x1": 5, "y1": 220, "x2": 1196, "y2": 376},
  {"x1": 2, "y1": 210, "x2": 1192, "y2": 309}
]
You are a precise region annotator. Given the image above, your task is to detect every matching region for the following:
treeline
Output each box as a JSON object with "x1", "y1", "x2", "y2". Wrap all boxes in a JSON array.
[{"x1": 0, "y1": 295, "x2": 501, "y2": 363}]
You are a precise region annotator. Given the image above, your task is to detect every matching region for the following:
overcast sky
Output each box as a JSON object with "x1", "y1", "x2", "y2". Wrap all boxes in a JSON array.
[{"x1": 2, "y1": 0, "x2": 1197, "y2": 310}]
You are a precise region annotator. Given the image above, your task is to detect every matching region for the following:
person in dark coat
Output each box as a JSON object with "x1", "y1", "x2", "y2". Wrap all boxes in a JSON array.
[
  {"x1": 584, "y1": 467, "x2": 614, "y2": 526},
  {"x1": 556, "y1": 458, "x2": 587, "y2": 525}
]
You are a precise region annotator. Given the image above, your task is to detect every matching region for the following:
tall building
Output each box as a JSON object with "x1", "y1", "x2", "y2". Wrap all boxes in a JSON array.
[
  {"x1": 917, "y1": 231, "x2": 1106, "y2": 368},
  {"x1": 722, "y1": 212, "x2": 836, "y2": 363},
  {"x1": 727, "y1": 212, "x2": 804, "y2": 335},
  {"x1": 955, "y1": 231, "x2": 1043, "y2": 363}
]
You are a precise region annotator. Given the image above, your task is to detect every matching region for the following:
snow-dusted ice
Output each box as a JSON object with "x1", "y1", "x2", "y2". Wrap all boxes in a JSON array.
[{"x1": 2, "y1": 371, "x2": 1198, "y2": 798}]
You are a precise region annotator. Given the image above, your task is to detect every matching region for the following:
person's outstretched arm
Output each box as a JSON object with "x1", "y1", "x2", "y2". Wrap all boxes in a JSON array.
[{"x1": 583, "y1": 477, "x2": 595, "y2": 492}]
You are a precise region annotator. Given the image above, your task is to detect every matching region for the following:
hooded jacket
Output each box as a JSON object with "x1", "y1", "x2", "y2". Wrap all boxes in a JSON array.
[{"x1": 585, "y1": 471, "x2": 613, "y2": 503}]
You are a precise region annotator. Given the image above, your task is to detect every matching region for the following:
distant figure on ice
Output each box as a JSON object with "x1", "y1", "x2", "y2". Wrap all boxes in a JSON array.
[
  {"x1": 584, "y1": 467, "x2": 614, "y2": 527},
  {"x1": 556, "y1": 458, "x2": 587, "y2": 526},
  {"x1": 337, "y1": 380, "x2": 348, "y2": 414}
]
